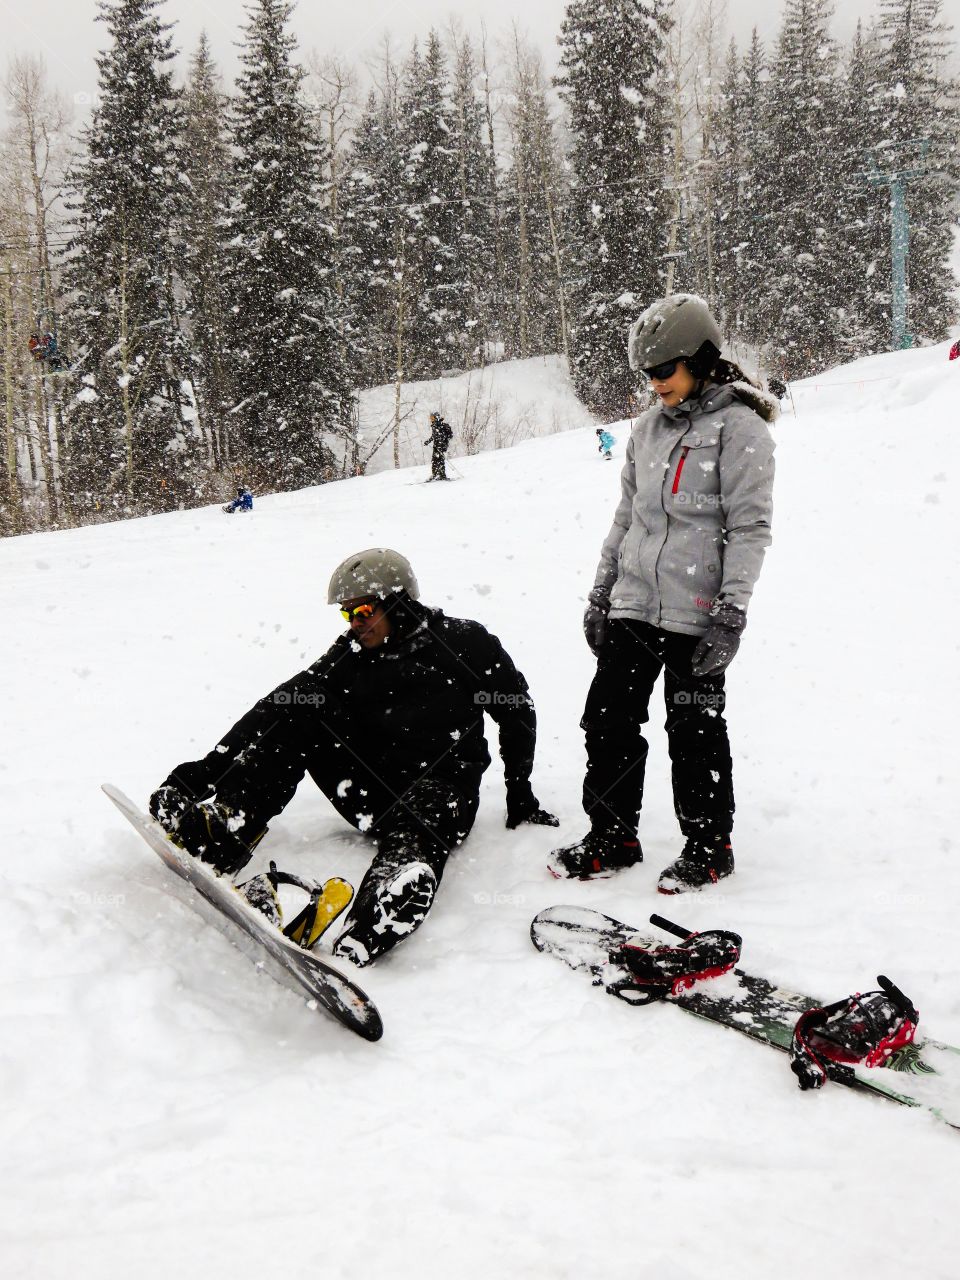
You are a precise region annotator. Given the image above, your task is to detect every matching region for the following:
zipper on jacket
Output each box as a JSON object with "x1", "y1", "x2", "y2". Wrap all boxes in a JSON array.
[{"x1": 671, "y1": 446, "x2": 690, "y2": 495}]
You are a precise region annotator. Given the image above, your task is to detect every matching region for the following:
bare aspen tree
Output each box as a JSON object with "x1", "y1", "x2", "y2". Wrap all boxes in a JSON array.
[
  {"x1": 182, "y1": 33, "x2": 233, "y2": 475},
  {"x1": 664, "y1": 6, "x2": 696, "y2": 297},
  {"x1": 363, "y1": 36, "x2": 410, "y2": 469},
  {"x1": 506, "y1": 28, "x2": 534, "y2": 356},
  {"x1": 478, "y1": 25, "x2": 506, "y2": 358},
  {"x1": 0, "y1": 227, "x2": 24, "y2": 533},
  {"x1": 306, "y1": 52, "x2": 358, "y2": 304},
  {"x1": 3, "y1": 54, "x2": 71, "y2": 525},
  {"x1": 692, "y1": 0, "x2": 727, "y2": 308},
  {"x1": 392, "y1": 229, "x2": 407, "y2": 469}
]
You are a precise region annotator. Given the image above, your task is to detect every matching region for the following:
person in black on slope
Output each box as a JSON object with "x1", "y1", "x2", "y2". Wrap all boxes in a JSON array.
[
  {"x1": 150, "y1": 549, "x2": 557, "y2": 968},
  {"x1": 424, "y1": 411, "x2": 453, "y2": 480}
]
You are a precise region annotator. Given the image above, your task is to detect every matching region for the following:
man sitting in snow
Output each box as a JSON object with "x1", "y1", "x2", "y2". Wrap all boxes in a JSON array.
[{"x1": 150, "y1": 548, "x2": 556, "y2": 967}]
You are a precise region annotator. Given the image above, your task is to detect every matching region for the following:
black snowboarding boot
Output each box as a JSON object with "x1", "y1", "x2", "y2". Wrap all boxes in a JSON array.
[
  {"x1": 332, "y1": 858, "x2": 438, "y2": 968},
  {"x1": 548, "y1": 829, "x2": 643, "y2": 880},
  {"x1": 657, "y1": 836, "x2": 734, "y2": 895},
  {"x1": 151, "y1": 786, "x2": 258, "y2": 879}
]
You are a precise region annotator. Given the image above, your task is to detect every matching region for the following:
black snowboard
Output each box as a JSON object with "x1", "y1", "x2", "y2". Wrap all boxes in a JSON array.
[
  {"x1": 104, "y1": 784, "x2": 383, "y2": 1041},
  {"x1": 532, "y1": 905, "x2": 960, "y2": 1127}
]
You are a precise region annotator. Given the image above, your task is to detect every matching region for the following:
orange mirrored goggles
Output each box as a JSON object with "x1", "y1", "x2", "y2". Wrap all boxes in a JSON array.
[{"x1": 340, "y1": 601, "x2": 378, "y2": 622}]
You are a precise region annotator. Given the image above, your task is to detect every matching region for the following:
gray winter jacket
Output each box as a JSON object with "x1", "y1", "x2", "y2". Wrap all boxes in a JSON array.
[{"x1": 593, "y1": 381, "x2": 777, "y2": 637}]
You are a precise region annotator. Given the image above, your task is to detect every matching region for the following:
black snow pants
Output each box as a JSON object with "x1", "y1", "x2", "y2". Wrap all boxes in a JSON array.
[
  {"x1": 166, "y1": 731, "x2": 479, "y2": 935},
  {"x1": 580, "y1": 619, "x2": 734, "y2": 842},
  {"x1": 430, "y1": 447, "x2": 448, "y2": 480}
]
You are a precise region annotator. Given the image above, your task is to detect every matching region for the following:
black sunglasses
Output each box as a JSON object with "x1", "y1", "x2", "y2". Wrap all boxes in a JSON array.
[{"x1": 644, "y1": 358, "x2": 684, "y2": 381}]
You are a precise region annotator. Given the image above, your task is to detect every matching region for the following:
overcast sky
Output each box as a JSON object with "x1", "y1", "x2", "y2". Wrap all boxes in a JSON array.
[{"x1": 2, "y1": 0, "x2": 958, "y2": 112}]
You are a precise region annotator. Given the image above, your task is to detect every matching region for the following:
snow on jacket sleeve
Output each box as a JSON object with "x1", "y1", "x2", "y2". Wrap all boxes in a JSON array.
[
  {"x1": 716, "y1": 407, "x2": 775, "y2": 612},
  {"x1": 593, "y1": 431, "x2": 637, "y2": 593}
]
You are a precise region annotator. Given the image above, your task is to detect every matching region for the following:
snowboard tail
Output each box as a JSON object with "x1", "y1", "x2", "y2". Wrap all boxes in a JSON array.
[
  {"x1": 532, "y1": 905, "x2": 960, "y2": 1128},
  {"x1": 104, "y1": 784, "x2": 383, "y2": 1041}
]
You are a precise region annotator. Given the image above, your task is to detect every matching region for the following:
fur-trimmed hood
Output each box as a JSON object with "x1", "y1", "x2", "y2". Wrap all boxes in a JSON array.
[{"x1": 724, "y1": 379, "x2": 781, "y2": 424}]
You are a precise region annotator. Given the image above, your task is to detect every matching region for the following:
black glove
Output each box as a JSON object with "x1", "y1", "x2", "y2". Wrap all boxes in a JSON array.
[
  {"x1": 691, "y1": 602, "x2": 746, "y2": 678},
  {"x1": 505, "y1": 790, "x2": 560, "y2": 830},
  {"x1": 583, "y1": 588, "x2": 610, "y2": 654}
]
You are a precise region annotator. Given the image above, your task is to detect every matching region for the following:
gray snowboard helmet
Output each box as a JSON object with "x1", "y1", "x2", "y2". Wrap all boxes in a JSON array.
[
  {"x1": 628, "y1": 294, "x2": 722, "y2": 379},
  {"x1": 327, "y1": 548, "x2": 420, "y2": 605}
]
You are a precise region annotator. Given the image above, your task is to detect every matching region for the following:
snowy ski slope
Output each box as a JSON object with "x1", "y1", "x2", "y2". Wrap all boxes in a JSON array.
[{"x1": 2, "y1": 344, "x2": 959, "y2": 1279}]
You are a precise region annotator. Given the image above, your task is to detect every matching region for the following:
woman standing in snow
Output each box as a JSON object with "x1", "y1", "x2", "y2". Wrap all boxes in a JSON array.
[{"x1": 550, "y1": 295, "x2": 777, "y2": 893}]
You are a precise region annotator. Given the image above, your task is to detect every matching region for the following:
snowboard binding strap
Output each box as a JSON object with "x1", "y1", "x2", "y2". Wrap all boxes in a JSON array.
[
  {"x1": 608, "y1": 915, "x2": 742, "y2": 1003},
  {"x1": 272, "y1": 866, "x2": 354, "y2": 951},
  {"x1": 790, "y1": 976, "x2": 919, "y2": 1090}
]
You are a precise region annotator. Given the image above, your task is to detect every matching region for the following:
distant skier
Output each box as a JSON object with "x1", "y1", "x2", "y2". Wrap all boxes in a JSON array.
[
  {"x1": 949, "y1": 339, "x2": 960, "y2": 361},
  {"x1": 424, "y1": 412, "x2": 453, "y2": 481},
  {"x1": 596, "y1": 428, "x2": 615, "y2": 460},
  {"x1": 223, "y1": 485, "x2": 253, "y2": 514}
]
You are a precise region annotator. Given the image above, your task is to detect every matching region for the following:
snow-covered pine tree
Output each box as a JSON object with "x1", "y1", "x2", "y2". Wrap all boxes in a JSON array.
[
  {"x1": 180, "y1": 32, "x2": 233, "y2": 475},
  {"x1": 340, "y1": 89, "x2": 405, "y2": 389},
  {"x1": 501, "y1": 35, "x2": 569, "y2": 361},
  {"x1": 62, "y1": 0, "x2": 199, "y2": 519},
  {"x1": 870, "y1": 0, "x2": 959, "y2": 343},
  {"x1": 831, "y1": 21, "x2": 890, "y2": 362},
  {"x1": 396, "y1": 32, "x2": 472, "y2": 379},
  {"x1": 763, "y1": 0, "x2": 848, "y2": 378},
  {"x1": 706, "y1": 38, "x2": 745, "y2": 340},
  {"x1": 224, "y1": 0, "x2": 354, "y2": 489},
  {"x1": 556, "y1": 0, "x2": 673, "y2": 419},
  {"x1": 450, "y1": 35, "x2": 497, "y2": 367},
  {"x1": 732, "y1": 30, "x2": 780, "y2": 359}
]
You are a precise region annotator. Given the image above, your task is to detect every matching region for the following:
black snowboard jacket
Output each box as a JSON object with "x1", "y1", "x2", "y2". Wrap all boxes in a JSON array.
[
  {"x1": 163, "y1": 596, "x2": 539, "y2": 821},
  {"x1": 427, "y1": 418, "x2": 452, "y2": 449}
]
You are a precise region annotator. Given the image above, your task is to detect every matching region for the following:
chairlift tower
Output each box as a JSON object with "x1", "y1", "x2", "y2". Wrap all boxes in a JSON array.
[{"x1": 862, "y1": 139, "x2": 930, "y2": 351}]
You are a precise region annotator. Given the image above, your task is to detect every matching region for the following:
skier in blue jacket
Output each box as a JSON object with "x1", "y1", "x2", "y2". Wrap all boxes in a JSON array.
[{"x1": 596, "y1": 428, "x2": 615, "y2": 460}]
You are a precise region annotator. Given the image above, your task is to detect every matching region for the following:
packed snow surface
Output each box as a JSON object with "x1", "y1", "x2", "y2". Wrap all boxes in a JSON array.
[{"x1": 3, "y1": 346, "x2": 959, "y2": 1279}]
